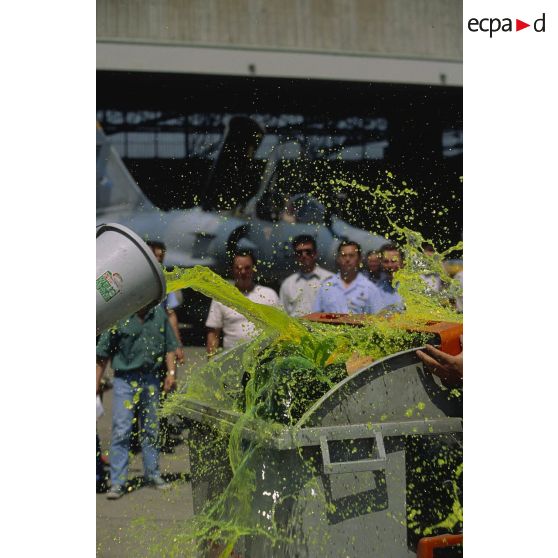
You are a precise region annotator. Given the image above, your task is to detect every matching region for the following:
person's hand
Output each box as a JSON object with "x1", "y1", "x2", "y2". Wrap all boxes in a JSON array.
[
  {"x1": 416, "y1": 344, "x2": 463, "y2": 387},
  {"x1": 163, "y1": 373, "x2": 177, "y2": 393},
  {"x1": 175, "y1": 346, "x2": 185, "y2": 365}
]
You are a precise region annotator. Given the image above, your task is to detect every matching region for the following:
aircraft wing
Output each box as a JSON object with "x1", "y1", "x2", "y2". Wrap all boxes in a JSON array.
[
  {"x1": 96, "y1": 207, "x2": 249, "y2": 275},
  {"x1": 330, "y1": 217, "x2": 388, "y2": 254}
]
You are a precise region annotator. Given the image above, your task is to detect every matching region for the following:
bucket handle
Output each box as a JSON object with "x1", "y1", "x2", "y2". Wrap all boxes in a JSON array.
[{"x1": 319, "y1": 431, "x2": 387, "y2": 475}]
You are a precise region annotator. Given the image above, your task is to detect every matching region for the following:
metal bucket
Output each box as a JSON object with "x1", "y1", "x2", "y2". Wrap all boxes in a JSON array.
[{"x1": 96, "y1": 222, "x2": 166, "y2": 335}]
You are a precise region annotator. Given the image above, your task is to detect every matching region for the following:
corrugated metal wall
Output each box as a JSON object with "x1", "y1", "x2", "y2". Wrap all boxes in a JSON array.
[{"x1": 97, "y1": 0, "x2": 462, "y2": 61}]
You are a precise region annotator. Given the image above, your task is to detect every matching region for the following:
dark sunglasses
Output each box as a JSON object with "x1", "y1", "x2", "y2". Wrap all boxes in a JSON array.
[{"x1": 295, "y1": 248, "x2": 315, "y2": 256}]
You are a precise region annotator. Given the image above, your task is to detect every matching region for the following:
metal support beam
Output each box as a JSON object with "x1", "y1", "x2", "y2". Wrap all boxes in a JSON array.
[{"x1": 97, "y1": 41, "x2": 462, "y2": 87}]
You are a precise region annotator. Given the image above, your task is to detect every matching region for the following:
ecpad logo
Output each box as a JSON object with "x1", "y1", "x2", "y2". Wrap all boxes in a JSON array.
[{"x1": 468, "y1": 13, "x2": 546, "y2": 37}]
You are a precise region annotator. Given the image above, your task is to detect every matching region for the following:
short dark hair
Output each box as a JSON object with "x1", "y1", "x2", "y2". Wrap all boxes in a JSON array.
[
  {"x1": 146, "y1": 239, "x2": 166, "y2": 252},
  {"x1": 380, "y1": 243, "x2": 403, "y2": 261},
  {"x1": 232, "y1": 248, "x2": 257, "y2": 267},
  {"x1": 292, "y1": 234, "x2": 317, "y2": 251},
  {"x1": 337, "y1": 240, "x2": 361, "y2": 255},
  {"x1": 365, "y1": 249, "x2": 380, "y2": 259}
]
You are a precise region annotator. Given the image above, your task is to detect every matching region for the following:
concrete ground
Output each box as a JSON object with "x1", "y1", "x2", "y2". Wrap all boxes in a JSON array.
[{"x1": 96, "y1": 347, "x2": 207, "y2": 557}]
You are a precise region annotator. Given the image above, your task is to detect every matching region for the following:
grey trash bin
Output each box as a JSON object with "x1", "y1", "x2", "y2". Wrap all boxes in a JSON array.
[{"x1": 178, "y1": 344, "x2": 462, "y2": 558}]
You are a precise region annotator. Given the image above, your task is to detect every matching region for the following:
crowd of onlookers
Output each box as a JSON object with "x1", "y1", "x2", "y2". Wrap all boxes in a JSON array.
[
  {"x1": 207, "y1": 234, "x2": 462, "y2": 354},
  {"x1": 97, "y1": 234, "x2": 463, "y2": 498}
]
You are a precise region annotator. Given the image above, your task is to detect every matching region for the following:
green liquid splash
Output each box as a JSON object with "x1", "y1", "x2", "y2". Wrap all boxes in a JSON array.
[
  {"x1": 151, "y1": 172, "x2": 462, "y2": 557},
  {"x1": 390, "y1": 223, "x2": 463, "y2": 324},
  {"x1": 165, "y1": 265, "x2": 307, "y2": 342}
]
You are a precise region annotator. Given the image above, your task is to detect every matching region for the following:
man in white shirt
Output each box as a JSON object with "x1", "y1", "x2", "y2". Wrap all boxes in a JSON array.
[
  {"x1": 279, "y1": 235, "x2": 333, "y2": 317},
  {"x1": 206, "y1": 250, "x2": 279, "y2": 355}
]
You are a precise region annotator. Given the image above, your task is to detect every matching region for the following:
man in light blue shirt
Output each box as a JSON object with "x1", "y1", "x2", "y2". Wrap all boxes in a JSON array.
[
  {"x1": 378, "y1": 243, "x2": 404, "y2": 310},
  {"x1": 313, "y1": 240, "x2": 387, "y2": 314}
]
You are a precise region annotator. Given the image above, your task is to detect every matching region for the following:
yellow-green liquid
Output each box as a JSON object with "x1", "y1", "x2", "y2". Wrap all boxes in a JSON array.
[{"x1": 148, "y1": 174, "x2": 463, "y2": 557}]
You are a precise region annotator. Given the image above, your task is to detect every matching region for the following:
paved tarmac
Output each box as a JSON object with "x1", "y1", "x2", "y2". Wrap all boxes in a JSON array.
[{"x1": 96, "y1": 347, "x2": 207, "y2": 557}]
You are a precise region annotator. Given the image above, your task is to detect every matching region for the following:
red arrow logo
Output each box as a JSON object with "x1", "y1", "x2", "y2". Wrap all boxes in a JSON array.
[{"x1": 516, "y1": 19, "x2": 530, "y2": 31}]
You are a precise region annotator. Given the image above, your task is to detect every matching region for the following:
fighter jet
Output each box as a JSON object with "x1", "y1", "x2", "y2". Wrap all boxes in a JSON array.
[{"x1": 96, "y1": 117, "x2": 388, "y2": 285}]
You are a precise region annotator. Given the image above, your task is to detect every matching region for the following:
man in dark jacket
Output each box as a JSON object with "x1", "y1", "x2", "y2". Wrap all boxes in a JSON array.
[{"x1": 96, "y1": 305, "x2": 178, "y2": 499}]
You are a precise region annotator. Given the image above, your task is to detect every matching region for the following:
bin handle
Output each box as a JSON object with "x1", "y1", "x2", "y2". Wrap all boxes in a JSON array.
[{"x1": 320, "y1": 431, "x2": 387, "y2": 475}]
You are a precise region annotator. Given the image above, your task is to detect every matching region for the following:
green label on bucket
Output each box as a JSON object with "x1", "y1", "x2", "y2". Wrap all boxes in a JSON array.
[{"x1": 96, "y1": 271, "x2": 122, "y2": 302}]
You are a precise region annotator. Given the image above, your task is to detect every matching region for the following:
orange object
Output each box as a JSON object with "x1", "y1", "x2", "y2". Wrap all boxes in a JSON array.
[
  {"x1": 416, "y1": 533, "x2": 463, "y2": 558},
  {"x1": 408, "y1": 320, "x2": 463, "y2": 356},
  {"x1": 302, "y1": 313, "x2": 463, "y2": 356}
]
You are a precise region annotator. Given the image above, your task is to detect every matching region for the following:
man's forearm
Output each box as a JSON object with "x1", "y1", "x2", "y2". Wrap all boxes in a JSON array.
[
  {"x1": 96, "y1": 357, "x2": 108, "y2": 394},
  {"x1": 206, "y1": 329, "x2": 220, "y2": 356},
  {"x1": 165, "y1": 352, "x2": 176, "y2": 375},
  {"x1": 162, "y1": 352, "x2": 178, "y2": 393},
  {"x1": 167, "y1": 310, "x2": 182, "y2": 347}
]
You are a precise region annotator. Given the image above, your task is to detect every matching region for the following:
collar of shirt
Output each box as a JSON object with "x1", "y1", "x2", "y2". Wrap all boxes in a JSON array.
[
  {"x1": 296, "y1": 269, "x2": 321, "y2": 281},
  {"x1": 122, "y1": 307, "x2": 156, "y2": 329},
  {"x1": 329, "y1": 272, "x2": 370, "y2": 290},
  {"x1": 140, "y1": 307, "x2": 157, "y2": 320},
  {"x1": 378, "y1": 276, "x2": 398, "y2": 293}
]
